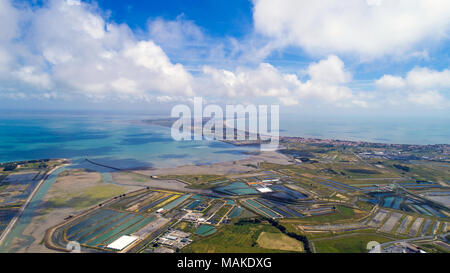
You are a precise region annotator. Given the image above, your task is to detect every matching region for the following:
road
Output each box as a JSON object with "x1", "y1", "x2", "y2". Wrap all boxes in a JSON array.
[{"x1": 0, "y1": 164, "x2": 69, "y2": 248}]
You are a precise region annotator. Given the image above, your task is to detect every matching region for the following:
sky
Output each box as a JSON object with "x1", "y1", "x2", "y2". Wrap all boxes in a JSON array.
[{"x1": 0, "y1": 0, "x2": 449, "y2": 117}]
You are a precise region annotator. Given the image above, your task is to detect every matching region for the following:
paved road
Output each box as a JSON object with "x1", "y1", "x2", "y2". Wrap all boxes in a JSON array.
[{"x1": 369, "y1": 235, "x2": 436, "y2": 253}]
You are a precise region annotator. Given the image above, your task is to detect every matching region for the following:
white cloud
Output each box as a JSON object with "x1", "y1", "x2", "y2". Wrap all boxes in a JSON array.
[
  {"x1": 407, "y1": 90, "x2": 447, "y2": 108},
  {"x1": 0, "y1": 0, "x2": 20, "y2": 42},
  {"x1": 0, "y1": 0, "x2": 194, "y2": 100},
  {"x1": 200, "y1": 63, "x2": 294, "y2": 99},
  {"x1": 0, "y1": 0, "x2": 21, "y2": 75},
  {"x1": 253, "y1": 0, "x2": 450, "y2": 58},
  {"x1": 376, "y1": 67, "x2": 450, "y2": 108},
  {"x1": 406, "y1": 68, "x2": 450, "y2": 89},
  {"x1": 0, "y1": 0, "x2": 447, "y2": 112},
  {"x1": 200, "y1": 55, "x2": 362, "y2": 107},
  {"x1": 148, "y1": 16, "x2": 204, "y2": 49},
  {"x1": 376, "y1": 75, "x2": 406, "y2": 89},
  {"x1": 12, "y1": 66, "x2": 52, "y2": 89},
  {"x1": 306, "y1": 55, "x2": 351, "y2": 84},
  {"x1": 377, "y1": 67, "x2": 450, "y2": 91}
]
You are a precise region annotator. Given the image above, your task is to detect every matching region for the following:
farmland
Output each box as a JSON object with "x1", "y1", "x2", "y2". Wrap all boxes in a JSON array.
[{"x1": 23, "y1": 138, "x2": 450, "y2": 253}]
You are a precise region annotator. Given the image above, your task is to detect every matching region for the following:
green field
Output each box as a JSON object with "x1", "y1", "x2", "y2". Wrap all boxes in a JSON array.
[
  {"x1": 183, "y1": 221, "x2": 294, "y2": 253},
  {"x1": 313, "y1": 233, "x2": 393, "y2": 253},
  {"x1": 290, "y1": 205, "x2": 366, "y2": 225},
  {"x1": 257, "y1": 232, "x2": 304, "y2": 252},
  {"x1": 47, "y1": 184, "x2": 126, "y2": 210},
  {"x1": 158, "y1": 174, "x2": 229, "y2": 189}
]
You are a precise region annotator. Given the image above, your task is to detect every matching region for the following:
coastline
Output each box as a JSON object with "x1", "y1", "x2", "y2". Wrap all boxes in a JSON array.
[
  {"x1": 0, "y1": 161, "x2": 71, "y2": 248},
  {"x1": 133, "y1": 150, "x2": 292, "y2": 177},
  {"x1": 143, "y1": 118, "x2": 450, "y2": 147}
]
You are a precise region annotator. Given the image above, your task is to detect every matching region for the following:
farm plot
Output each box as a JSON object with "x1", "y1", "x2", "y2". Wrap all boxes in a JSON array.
[
  {"x1": 203, "y1": 199, "x2": 226, "y2": 220},
  {"x1": 117, "y1": 190, "x2": 184, "y2": 214},
  {"x1": 267, "y1": 185, "x2": 308, "y2": 200},
  {"x1": 64, "y1": 208, "x2": 156, "y2": 250},
  {"x1": 398, "y1": 182, "x2": 442, "y2": 190},
  {"x1": 409, "y1": 218, "x2": 424, "y2": 236},
  {"x1": 89, "y1": 216, "x2": 155, "y2": 248},
  {"x1": 316, "y1": 180, "x2": 359, "y2": 193},
  {"x1": 76, "y1": 214, "x2": 135, "y2": 244},
  {"x1": 257, "y1": 232, "x2": 303, "y2": 252},
  {"x1": 396, "y1": 215, "x2": 413, "y2": 234},
  {"x1": 379, "y1": 212, "x2": 403, "y2": 233},
  {"x1": 195, "y1": 224, "x2": 217, "y2": 237},
  {"x1": 241, "y1": 199, "x2": 282, "y2": 219},
  {"x1": 161, "y1": 194, "x2": 191, "y2": 211},
  {"x1": 214, "y1": 182, "x2": 259, "y2": 195},
  {"x1": 421, "y1": 205, "x2": 446, "y2": 218},
  {"x1": 208, "y1": 204, "x2": 234, "y2": 225},
  {"x1": 65, "y1": 209, "x2": 120, "y2": 240},
  {"x1": 228, "y1": 207, "x2": 243, "y2": 218},
  {"x1": 184, "y1": 199, "x2": 203, "y2": 210},
  {"x1": 120, "y1": 191, "x2": 157, "y2": 210},
  {"x1": 305, "y1": 207, "x2": 335, "y2": 216},
  {"x1": 430, "y1": 221, "x2": 439, "y2": 236},
  {"x1": 411, "y1": 204, "x2": 433, "y2": 217},
  {"x1": 367, "y1": 210, "x2": 389, "y2": 228},
  {"x1": 256, "y1": 198, "x2": 304, "y2": 218},
  {"x1": 137, "y1": 193, "x2": 174, "y2": 213},
  {"x1": 391, "y1": 197, "x2": 404, "y2": 210},
  {"x1": 420, "y1": 219, "x2": 432, "y2": 237}
]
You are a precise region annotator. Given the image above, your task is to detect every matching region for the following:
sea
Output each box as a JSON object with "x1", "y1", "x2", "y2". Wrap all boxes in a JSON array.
[
  {"x1": 279, "y1": 115, "x2": 449, "y2": 145},
  {"x1": 0, "y1": 110, "x2": 448, "y2": 167},
  {"x1": 0, "y1": 110, "x2": 448, "y2": 252},
  {"x1": 0, "y1": 111, "x2": 257, "y2": 168}
]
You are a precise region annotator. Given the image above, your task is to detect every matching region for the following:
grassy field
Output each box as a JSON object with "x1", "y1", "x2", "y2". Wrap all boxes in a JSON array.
[
  {"x1": 46, "y1": 184, "x2": 126, "y2": 210},
  {"x1": 292, "y1": 205, "x2": 366, "y2": 225},
  {"x1": 158, "y1": 174, "x2": 229, "y2": 189},
  {"x1": 182, "y1": 221, "x2": 294, "y2": 253},
  {"x1": 256, "y1": 232, "x2": 304, "y2": 252},
  {"x1": 313, "y1": 233, "x2": 392, "y2": 253}
]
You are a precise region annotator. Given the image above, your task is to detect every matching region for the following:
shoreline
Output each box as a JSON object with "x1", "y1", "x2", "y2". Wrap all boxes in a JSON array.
[
  {"x1": 0, "y1": 161, "x2": 71, "y2": 248},
  {"x1": 142, "y1": 118, "x2": 450, "y2": 147}
]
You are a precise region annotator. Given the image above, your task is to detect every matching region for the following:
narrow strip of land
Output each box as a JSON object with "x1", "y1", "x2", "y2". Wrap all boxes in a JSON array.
[{"x1": 0, "y1": 163, "x2": 69, "y2": 248}]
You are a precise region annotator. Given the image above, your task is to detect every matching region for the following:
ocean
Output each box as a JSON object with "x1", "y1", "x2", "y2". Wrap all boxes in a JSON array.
[
  {"x1": 0, "y1": 111, "x2": 257, "y2": 167},
  {"x1": 279, "y1": 114, "x2": 449, "y2": 145},
  {"x1": 0, "y1": 111, "x2": 448, "y2": 167}
]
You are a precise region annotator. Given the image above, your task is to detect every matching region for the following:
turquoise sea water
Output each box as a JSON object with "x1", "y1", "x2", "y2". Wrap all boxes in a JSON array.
[
  {"x1": 0, "y1": 110, "x2": 447, "y2": 252},
  {"x1": 0, "y1": 111, "x2": 257, "y2": 167},
  {"x1": 0, "y1": 111, "x2": 258, "y2": 252},
  {"x1": 1, "y1": 112, "x2": 448, "y2": 166}
]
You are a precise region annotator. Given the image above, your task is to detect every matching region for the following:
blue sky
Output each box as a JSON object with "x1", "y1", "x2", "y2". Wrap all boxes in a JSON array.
[
  {"x1": 95, "y1": 0, "x2": 253, "y2": 38},
  {"x1": 0, "y1": 0, "x2": 449, "y2": 116}
]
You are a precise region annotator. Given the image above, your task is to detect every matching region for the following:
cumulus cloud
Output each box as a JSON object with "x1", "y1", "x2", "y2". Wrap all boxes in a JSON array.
[
  {"x1": 408, "y1": 90, "x2": 446, "y2": 107},
  {"x1": 376, "y1": 67, "x2": 450, "y2": 108},
  {"x1": 148, "y1": 16, "x2": 204, "y2": 49},
  {"x1": 200, "y1": 63, "x2": 294, "y2": 99},
  {"x1": 376, "y1": 75, "x2": 406, "y2": 89},
  {"x1": 377, "y1": 67, "x2": 450, "y2": 90},
  {"x1": 253, "y1": 0, "x2": 450, "y2": 58},
  {"x1": 0, "y1": 0, "x2": 194, "y2": 100},
  {"x1": 199, "y1": 55, "x2": 362, "y2": 107},
  {"x1": 306, "y1": 55, "x2": 352, "y2": 84},
  {"x1": 0, "y1": 0, "x2": 447, "y2": 112}
]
